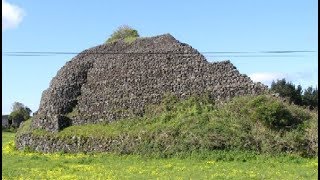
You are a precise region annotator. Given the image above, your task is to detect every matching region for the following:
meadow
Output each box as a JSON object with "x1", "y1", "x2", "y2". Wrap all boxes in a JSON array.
[{"x1": 3, "y1": 132, "x2": 318, "y2": 179}]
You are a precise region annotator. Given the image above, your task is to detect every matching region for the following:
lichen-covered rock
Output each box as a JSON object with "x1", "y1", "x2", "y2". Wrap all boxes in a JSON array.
[{"x1": 31, "y1": 34, "x2": 267, "y2": 132}]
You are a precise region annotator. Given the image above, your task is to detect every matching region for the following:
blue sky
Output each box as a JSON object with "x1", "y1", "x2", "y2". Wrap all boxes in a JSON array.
[{"x1": 2, "y1": 0, "x2": 318, "y2": 114}]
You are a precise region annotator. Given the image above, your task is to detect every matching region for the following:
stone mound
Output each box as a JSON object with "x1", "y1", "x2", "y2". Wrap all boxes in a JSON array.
[{"x1": 31, "y1": 34, "x2": 267, "y2": 132}]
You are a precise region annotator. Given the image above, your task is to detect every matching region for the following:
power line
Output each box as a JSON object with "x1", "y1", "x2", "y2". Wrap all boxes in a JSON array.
[
  {"x1": 3, "y1": 50, "x2": 316, "y2": 54},
  {"x1": 202, "y1": 50, "x2": 316, "y2": 54},
  {"x1": 259, "y1": 50, "x2": 316, "y2": 53},
  {"x1": 2, "y1": 50, "x2": 316, "y2": 57},
  {"x1": 3, "y1": 54, "x2": 54, "y2": 56},
  {"x1": 205, "y1": 55, "x2": 308, "y2": 58}
]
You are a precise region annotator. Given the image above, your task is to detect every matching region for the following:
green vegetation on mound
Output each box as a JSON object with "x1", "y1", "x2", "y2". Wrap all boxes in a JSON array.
[
  {"x1": 17, "y1": 94, "x2": 318, "y2": 157},
  {"x1": 105, "y1": 25, "x2": 139, "y2": 44},
  {"x1": 3, "y1": 132, "x2": 318, "y2": 179}
]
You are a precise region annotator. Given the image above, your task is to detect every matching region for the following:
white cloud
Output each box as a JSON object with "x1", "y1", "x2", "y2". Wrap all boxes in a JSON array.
[
  {"x1": 249, "y1": 69, "x2": 318, "y2": 88},
  {"x1": 249, "y1": 72, "x2": 287, "y2": 86},
  {"x1": 2, "y1": 0, "x2": 25, "y2": 31}
]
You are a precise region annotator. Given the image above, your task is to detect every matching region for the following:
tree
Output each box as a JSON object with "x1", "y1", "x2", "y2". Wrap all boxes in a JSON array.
[
  {"x1": 8, "y1": 102, "x2": 32, "y2": 128},
  {"x1": 270, "y1": 79, "x2": 302, "y2": 105},
  {"x1": 12, "y1": 102, "x2": 25, "y2": 112},
  {"x1": 270, "y1": 79, "x2": 318, "y2": 110},
  {"x1": 302, "y1": 86, "x2": 318, "y2": 110},
  {"x1": 106, "y1": 25, "x2": 139, "y2": 43}
]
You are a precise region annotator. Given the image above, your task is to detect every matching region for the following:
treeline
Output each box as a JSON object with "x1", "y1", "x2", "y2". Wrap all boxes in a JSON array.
[{"x1": 270, "y1": 78, "x2": 318, "y2": 110}]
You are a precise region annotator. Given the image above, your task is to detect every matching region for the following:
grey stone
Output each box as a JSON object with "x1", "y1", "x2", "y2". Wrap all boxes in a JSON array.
[{"x1": 28, "y1": 34, "x2": 267, "y2": 133}]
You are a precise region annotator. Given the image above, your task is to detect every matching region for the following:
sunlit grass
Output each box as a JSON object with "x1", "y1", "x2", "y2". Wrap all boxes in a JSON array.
[
  {"x1": 17, "y1": 95, "x2": 318, "y2": 157},
  {"x1": 3, "y1": 132, "x2": 318, "y2": 179}
]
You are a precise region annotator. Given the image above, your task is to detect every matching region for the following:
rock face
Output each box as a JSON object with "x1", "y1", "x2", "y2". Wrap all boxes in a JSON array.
[{"x1": 31, "y1": 34, "x2": 267, "y2": 132}]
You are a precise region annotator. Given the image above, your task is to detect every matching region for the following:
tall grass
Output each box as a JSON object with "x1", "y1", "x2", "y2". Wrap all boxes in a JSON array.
[{"x1": 17, "y1": 94, "x2": 318, "y2": 157}]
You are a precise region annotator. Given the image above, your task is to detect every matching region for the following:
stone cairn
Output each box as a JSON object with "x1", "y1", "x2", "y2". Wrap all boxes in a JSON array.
[{"x1": 31, "y1": 34, "x2": 268, "y2": 132}]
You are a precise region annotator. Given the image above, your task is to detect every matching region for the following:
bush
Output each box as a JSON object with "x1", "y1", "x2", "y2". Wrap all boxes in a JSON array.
[
  {"x1": 106, "y1": 25, "x2": 139, "y2": 44},
  {"x1": 305, "y1": 115, "x2": 318, "y2": 155},
  {"x1": 248, "y1": 96, "x2": 300, "y2": 129}
]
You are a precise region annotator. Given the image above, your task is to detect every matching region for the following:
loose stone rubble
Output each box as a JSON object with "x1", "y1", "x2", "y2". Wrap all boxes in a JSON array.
[{"x1": 30, "y1": 34, "x2": 267, "y2": 132}]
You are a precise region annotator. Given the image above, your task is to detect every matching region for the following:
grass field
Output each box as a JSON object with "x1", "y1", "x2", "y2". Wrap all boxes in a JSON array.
[{"x1": 3, "y1": 132, "x2": 318, "y2": 179}]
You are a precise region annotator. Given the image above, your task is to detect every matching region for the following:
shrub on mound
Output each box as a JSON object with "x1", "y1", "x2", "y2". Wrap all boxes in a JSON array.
[
  {"x1": 106, "y1": 25, "x2": 139, "y2": 44},
  {"x1": 16, "y1": 94, "x2": 318, "y2": 157},
  {"x1": 225, "y1": 95, "x2": 310, "y2": 130}
]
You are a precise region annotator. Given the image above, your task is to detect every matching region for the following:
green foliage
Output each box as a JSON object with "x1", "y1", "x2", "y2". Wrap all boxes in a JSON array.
[
  {"x1": 302, "y1": 86, "x2": 318, "y2": 110},
  {"x1": 8, "y1": 102, "x2": 32, "y2": 128},
  {"x1": 106, "y1": 25, "x2": 139, "y2": 44},
  {"x1": 270, "y1": 79, "x2": 318, "y2": 110},
  {"x1": 16, "y1": 119, "x2": 32, "y2": 137},
  {"x1": 9, "y1": 111, "x2": 25, "y2": 124},
  {"x1": 2, "y1": 126, "x2": 17, "y2": 133},
  {"x1": 3, "y1": 132, "x2": 318, "y2": 179},
  {"x1": 247, "y1": 95, "x2": 306, "y2": 129},
  {"x1": 17, "y1": 94, "x2": 318, "y2": 157},
  {"x1": 65, "y1": 108, "x2": 79, "y2": 119},
  {"x1": 123, "y1": 36, "x2": 138, "y2": 44},
  {"x1": 12, "y1": 102, "x2": 25, "y2": 112},
  {"x1": 271, "y1": 78, "x2": 302, "y2": 105}
]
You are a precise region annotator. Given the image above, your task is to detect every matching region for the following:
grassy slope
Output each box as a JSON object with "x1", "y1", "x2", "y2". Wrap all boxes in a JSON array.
[
  {"x1": 3, "y1": 132, "x2": 318, "y2": 179},
  {"x1": 18, "y1": 94, "x2": 318, "y2": 157}
]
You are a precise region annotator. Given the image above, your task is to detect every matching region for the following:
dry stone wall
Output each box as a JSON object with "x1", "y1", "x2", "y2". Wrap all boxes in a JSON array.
[
  {"x1": 16, "y1": 133, "x2": 141, "y2": 153},
  {"x1": 31, "y1": 34, "x2": 267, "y2": 132}
]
